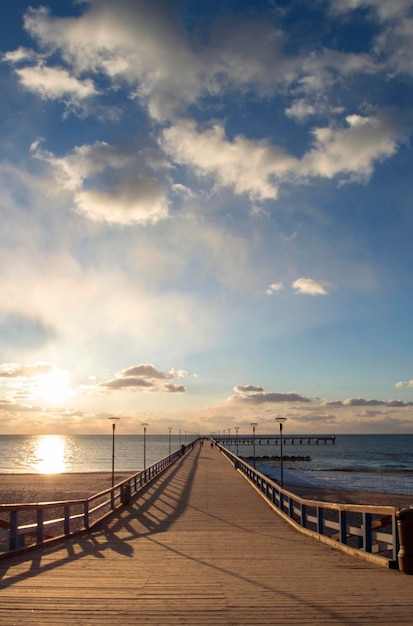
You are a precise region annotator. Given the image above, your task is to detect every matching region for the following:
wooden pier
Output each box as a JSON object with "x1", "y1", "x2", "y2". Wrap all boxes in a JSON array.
[
  {"x1": 1, "y1": 442, "x2": 413, "y2": 625},
  {"x1": 218, "y1": 435, "x2": 336, "y2": 446}
]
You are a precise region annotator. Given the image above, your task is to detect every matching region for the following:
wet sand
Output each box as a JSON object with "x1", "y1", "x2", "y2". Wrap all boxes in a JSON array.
[{"x1": 0, "y1": 472, "x2": 412, "y2": 510}]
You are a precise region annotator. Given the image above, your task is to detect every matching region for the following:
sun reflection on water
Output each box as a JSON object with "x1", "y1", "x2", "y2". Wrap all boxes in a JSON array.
[{"x1": 33, "y1": 435, "x2": 68, "y2": 474}]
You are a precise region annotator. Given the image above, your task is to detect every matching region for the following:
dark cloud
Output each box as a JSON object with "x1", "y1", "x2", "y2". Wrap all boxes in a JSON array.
[
  {"x1": 323, "y1": 398, "x2": 413, "y2": 407},
  {"x1": 229, "y1": 387, "x2": 311, "y2": 404},
  {"x1": 234, "y1": 384, "x2": 264, "y2": 393},
  {"x1": 343, "y1": 397, "x2": 413, "y2": 407},
  {"x1": 101, "y1": 376, "x2": 153, "y2": 390},
  {"x1": 164, "y1": 383, "x2": 185, "y2": 393},
  {"x1": 122, "y1": 364, "x2": 170, "y2": 379},
  {"x1": 295, "y1": 412, "x2": 337, "y2": 423},
  {"x1": 99, "y1": 363, "x2": 187, "y2": 393}
]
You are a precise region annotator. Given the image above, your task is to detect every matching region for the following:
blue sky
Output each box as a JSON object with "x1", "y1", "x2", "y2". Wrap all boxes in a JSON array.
[{"x1": 1, "y1": 0, "x2": 413, "y2": 436}]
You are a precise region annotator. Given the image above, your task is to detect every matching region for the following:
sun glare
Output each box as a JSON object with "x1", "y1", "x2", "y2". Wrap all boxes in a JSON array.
[
  {"x1": 35, "y1": 368, "x2": 72, "y2": 404},
  {"x1": 34, "y1": 435, "x2": 67, "y2": 474}
]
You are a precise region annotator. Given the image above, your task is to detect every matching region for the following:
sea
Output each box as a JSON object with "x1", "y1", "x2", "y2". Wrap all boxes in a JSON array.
[{"x1": 0, "y1": 433, "x2": 412, "y2": 496}]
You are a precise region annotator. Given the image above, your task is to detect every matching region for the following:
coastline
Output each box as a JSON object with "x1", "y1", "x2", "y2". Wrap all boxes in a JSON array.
[{"x1": 0, "y1": 471, "x2": 411, "y2": 509}]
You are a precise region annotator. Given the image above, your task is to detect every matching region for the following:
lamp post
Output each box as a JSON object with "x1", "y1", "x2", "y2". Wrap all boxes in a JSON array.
[
  {"x1": 250, "y1": 422, "x2": 258, "y2": 468},
  {"x1": 141, "y1": 422, "x2": 149, "y2": 469},
  {"x1": 235, "y1": 426, "x2": 239, "y2": 456},
  {"x1": 168, "y1": 427, "x2": 172, "y2": 456},
  {"x1": 275, "y1": 417, "x2": 287, "y2": 488},
  {"x1": 179, "y1": 429, "x2": 181, "y2": 447},
  {"x1": 108, "y1": 417, "x2": 120, "y2": 488}
]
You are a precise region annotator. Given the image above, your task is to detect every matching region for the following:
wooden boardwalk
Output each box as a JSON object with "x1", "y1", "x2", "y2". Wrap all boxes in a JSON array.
[{"x1": 0, "y1": 442, "x2": 412, "y2": 625}]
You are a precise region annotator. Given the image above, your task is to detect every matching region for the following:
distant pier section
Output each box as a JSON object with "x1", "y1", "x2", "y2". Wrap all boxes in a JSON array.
[{"x1": 216, "y1": 435, "x2": 336, "y2": 446}]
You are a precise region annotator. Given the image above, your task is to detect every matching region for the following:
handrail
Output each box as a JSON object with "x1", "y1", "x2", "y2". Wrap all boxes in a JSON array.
[
  {"x1": 0, "y1": 444, "x2": 192, "y2": 556},
  {"x1": 217, "y1": 441, "x2": 399, "y2": 569}
]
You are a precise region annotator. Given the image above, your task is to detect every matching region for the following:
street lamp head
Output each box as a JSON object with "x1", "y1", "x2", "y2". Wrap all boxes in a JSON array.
[
  {"x1": 275, "y1": 417, "x2": 287, "y2": 425},
  {"x1": 141, "y1": 422, "x2": 149, "y2": 427},
  {"x1": 250, "y1": 422, "x2": 258, "y2": 427},
  {"x1": 108, "y1": 417, "x2": 120, "y2": 427}
]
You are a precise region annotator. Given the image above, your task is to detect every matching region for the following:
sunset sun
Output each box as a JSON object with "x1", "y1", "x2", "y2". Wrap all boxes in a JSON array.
[{"x1": 35, "y1": 368, "x2": 72, "y2": 405}]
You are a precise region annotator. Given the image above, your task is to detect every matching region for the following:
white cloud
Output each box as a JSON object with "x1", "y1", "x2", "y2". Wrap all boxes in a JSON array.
[
  {"x1": 299, "y1": 112, "x2": 406, "y2": 182},
  {"x1": 14, "y1": 63, "x2": 98, "y2": 101},
  {"x1": 374, "y1": 18, "x2": 413, "y2": 77},
  {"x1": 161, "y1": 120, "x2": 296, "y2": 201},
  {"x1": 33, "y1": 141, "x2": 170, "y2": 225},
  {"x1": 285, "y1": 100, "x2": 319, "y2": 122},
  {"x1": 4, "y1": 0, "x2": 411, "y2": 178},
  {"x1": 296, "y1": 49, "x2": 377, "y2": 101},
  {"x1": 161, "y1": 112, "x2": 408, "y2": 203},
  {"x1": 327, "y1": 1, "x2": 413, "y2": 79},
  {"x1": 292, "y1": 277, "x2": 335, "y2": 295},
  {"x1": 4, "y1": 0, "x2": 411, "y2": 131},
  {"x1": 12, "y1": 2, "x2": 327, "y2": 123},
  {"x1": 285, "y1": 98, "x2": 346, "y2": 122},
  {"x1": 21, "y1": 2, "x2": 205, "y2": 122},
  {"x1": 395, "y1": 380, "x2": 413, "y2": 388},
  {"x1": 2, "y1": 47, "x2": 38, "y2": 63},
  {"x1": 266, "y1": 282, "x2": 284, "y2": 295}
]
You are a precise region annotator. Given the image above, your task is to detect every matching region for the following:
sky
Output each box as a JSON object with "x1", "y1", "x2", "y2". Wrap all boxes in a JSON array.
[{"x1": 1, "y1": 0, "x2": 413, "y2": 436}]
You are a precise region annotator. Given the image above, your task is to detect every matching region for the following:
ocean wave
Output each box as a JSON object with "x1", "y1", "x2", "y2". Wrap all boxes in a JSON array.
[{"x1": 259, "y1": 465, "x2": 413, "y2": 495}]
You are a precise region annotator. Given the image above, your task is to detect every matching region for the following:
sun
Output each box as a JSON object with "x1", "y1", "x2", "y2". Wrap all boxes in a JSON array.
[{"x1": 35, "y1": 368, "x2": 72, "y2": 405}]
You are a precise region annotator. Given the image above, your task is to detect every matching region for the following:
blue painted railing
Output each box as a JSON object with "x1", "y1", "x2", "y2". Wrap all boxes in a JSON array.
[
  {"x1": 217, "y1": 442, "x2": 399, "y2": 568},
  {"x1": 0, "y1": 446, "x2": 187, "y2": 556}
]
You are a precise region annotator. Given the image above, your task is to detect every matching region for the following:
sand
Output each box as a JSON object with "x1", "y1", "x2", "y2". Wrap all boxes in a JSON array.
[
  {"x1": 284, "y1": 482, "x2": 413, "y2": 510},
  {"x1": 0, "y1": 472, "x2": 411, "y2": 509},
  {"x1": 0, "y1": 473, "x2": 131, "y2": 505}
]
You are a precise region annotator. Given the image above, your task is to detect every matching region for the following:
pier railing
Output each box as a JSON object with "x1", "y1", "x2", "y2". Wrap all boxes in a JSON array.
[
  {"x1": 217, "y1": 442, "x2": 399, "y2": 569},
  {"x1": 0, "y1": 446, "x2": 187, "y2": 556}
]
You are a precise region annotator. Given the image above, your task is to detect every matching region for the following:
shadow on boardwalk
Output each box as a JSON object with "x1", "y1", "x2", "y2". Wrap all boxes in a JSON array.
[{"x1": 0, "y1": 445, "x2": 202, "y2": 585}]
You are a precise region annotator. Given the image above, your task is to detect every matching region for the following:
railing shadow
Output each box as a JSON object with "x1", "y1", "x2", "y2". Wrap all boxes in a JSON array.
[
  {"x1": 0, "y1": 444, "x2": 202, "y2": 585},
  {"x1": 101, "y1": 443, "x2": 202, "y2": 538}
]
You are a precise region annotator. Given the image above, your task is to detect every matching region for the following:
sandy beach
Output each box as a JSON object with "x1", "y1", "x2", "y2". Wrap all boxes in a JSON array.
[
  {"x1": 0, "y1": 473, "x2": 131, "y2": 505},
  {"x1": 284, "y1": 482, "x2": 413, "y2": 510},
  {"x1": 0, "y1": 472, "x2": 412, "y2": 509}
]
